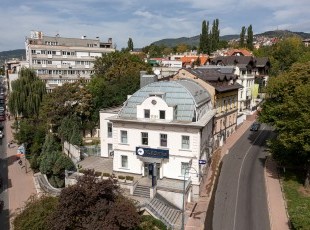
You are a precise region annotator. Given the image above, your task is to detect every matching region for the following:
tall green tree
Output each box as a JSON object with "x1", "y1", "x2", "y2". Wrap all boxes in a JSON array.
[
  {"x1": 39, "y1": 134, "x2": 75, "y2": 188},
  {"x1": 199, "y1": 20, "x2": 209, "y2": 54},
  {"x1": 259, "y1": 62, "x2": 310, "y2": 187},
  {"x1": 239, "y1": 26, "x2": 246, "y2": 47},
  {"x1": 88, "y1": 51, "x2": 151, "y2": 122},
  {"x1": 12, "y1": 117, "x2": 47, "y2": 170},
  {"x1": 58, "y1": 114, "x2": 82, "y2": 145},
  {"x1": 39, "y1": 79, "x2": 93, "y2": 132},
  {"x1": 272, "y1": 37, "x2": 305, "y2": 74},
  {"x1": 176, "y1": 43, "x2": 190, "y2": 53},
  {"x1": 127, "y1": 38, "x2": 134, "y2": 51},
  {"x1": 8, "y1": 68, "x2": 46, "y2": 118},
  {"x1": 246, "y1": 24, "x2": 254, "y2": 50},
  {"x1": 210, "y1": 19, "x2": 220, "y2": 52}
]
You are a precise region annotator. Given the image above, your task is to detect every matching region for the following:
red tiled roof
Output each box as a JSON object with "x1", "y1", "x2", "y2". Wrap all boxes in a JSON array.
[
  {"x1": 181, "y1": 56, "x2": 209, "y2": 65},
  {"x1": 226, "y1": 49, "x2": 252, "y2": 57}
]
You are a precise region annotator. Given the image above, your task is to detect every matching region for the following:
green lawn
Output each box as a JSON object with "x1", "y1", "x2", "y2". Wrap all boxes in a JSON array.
[{"x1": 281, "y1": 169, "x2": 310, "y2": 230}]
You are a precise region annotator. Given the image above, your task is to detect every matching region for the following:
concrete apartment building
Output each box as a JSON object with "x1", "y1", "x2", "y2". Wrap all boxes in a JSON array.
[{"x1": 25, "y1": 31, "x2": 115, "y2": 92}]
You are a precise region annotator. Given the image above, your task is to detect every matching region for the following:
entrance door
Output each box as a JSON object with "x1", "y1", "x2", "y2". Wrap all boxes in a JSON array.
[{"x1": 144, "y1": 163, "x2": 160, "y2": 178}]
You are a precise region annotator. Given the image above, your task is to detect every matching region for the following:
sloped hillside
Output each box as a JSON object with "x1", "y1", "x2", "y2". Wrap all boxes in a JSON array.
[{"x1": 0, "y1": 49, "x2": 25, "y2": 65}]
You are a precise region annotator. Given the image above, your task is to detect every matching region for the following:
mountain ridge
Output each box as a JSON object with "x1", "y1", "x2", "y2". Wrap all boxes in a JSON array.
[{"x1": 151, "y1": 30, "x2": 310, "y2": 47}]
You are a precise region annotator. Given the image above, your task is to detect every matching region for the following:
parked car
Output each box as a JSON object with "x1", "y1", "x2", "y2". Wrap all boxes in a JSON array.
[
  {"x1": 0, "y1": 111, "x2": 5, "y2": 121},
  {"x1": 250, "y1": 122, "x2": 261, "y2": 131},
  {"x1": 0, "y1": 130, "x2": 4, "y2": 138}
]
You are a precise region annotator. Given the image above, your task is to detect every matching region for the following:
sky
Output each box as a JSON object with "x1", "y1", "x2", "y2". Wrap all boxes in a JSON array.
[{"x1": 1, "y1": 0, "x2": 310, "y2": 52}]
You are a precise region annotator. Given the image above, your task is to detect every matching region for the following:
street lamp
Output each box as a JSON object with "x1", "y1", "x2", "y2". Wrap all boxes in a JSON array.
[{"x1": 181, "y1": 166, "x2": 199, "y2": 230}]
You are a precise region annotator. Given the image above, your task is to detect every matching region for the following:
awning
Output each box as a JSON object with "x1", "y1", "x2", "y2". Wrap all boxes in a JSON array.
[{"x1": 137, "y1": 157, "x2": 164, "y2": 164}]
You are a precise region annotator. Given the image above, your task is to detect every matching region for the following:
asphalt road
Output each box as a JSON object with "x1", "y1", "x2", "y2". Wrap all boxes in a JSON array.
[
  {"x1": 213, "y1": 124, "x2": 272, "y2": 230},
  {"x1": 0, "y1": 120, "x2": 10, "y2": 230}
]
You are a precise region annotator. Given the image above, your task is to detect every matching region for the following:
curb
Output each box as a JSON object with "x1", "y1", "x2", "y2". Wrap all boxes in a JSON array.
[{"x1": 265, "y1": 156, "x2": 273, "y2": 230}]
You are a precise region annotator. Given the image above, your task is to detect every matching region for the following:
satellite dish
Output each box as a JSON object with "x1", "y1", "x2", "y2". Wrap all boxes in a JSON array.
[{"x1": 154, "y1": 69, "x2": 160, "y2": 75}]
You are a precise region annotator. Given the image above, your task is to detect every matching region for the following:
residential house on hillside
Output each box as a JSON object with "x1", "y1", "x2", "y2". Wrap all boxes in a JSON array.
[
  {"x1": 25, "y1": 31, "x2": 115, "y2": 92},
  {"x1": 302, "y1": 38, "x2": 310, "y2": 47},
  {"x1": 180, "y1": 56, "x2": 208, "y2": 67},
  {"x1": 225, "y1": 49, "x2": 253, "y2": 57},
  {"x1": 173, "y1": 67, "x2": 242, "y2": 148}
]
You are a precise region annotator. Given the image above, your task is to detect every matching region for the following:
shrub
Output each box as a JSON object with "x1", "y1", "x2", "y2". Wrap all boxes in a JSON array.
[
  {"x1": 102, "y1": 173, "x2": 110, "y2": 177},
  {"x1": 126, "y1": 176, "x2": 134, "y2": 181},
  {"x1": 118, "y1": 175, "x2": 125, "y2": 180},
  {"x1": 79, "y1": 169, "x2": 86, "y2": 174},
  {"x1": 94, "y1": 171, "x2": 102, "y2": 177},
  {"x1": 139, "y1": 215, "x2": 167, "y2": 230}
]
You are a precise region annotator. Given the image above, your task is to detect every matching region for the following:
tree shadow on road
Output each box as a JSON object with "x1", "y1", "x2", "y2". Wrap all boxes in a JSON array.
[
  {"x1": 6, "y1": 155, "x2": 19, "y2": 167},
  {"x1": 0, "y1": 208, "x2": 10, "y2": 230}
]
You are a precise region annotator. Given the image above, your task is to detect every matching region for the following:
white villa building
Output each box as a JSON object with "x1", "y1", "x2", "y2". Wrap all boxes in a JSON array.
[{"x1": 100, "y1": 78, "x2": 215, "y2": 209}]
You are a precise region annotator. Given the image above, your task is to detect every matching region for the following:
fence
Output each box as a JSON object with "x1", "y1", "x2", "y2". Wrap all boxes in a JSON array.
[
  {"x1": 80, "y1": 145, "x2": 101, "y2": 158},
  {"x1": 63, "y1": 141, "x2": 81, "y2": 164}
]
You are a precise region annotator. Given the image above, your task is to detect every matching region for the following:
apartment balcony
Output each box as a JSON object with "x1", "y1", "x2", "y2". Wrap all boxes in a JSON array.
[
  {"x1": 38, "y1": 74, "x2": 91, "y2": 80},
  {"x1": 30, "y1": 64, "x2": 94, "y2": 70},
  {"x1": 31, "y1": 54, "x2": 96, "y2": 61},
  {"x1": 238, "y1": 74, "x2": 255, "y2": 80}
]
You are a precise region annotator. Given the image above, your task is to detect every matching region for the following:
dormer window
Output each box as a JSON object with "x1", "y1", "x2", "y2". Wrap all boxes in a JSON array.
[
  {"x1": 149, "y1": 92, "x2": 165, "y2": 99},
  {"x1": 159, "y1": 110, "x2": 165, "y2": 119},
  {"x1": 144, "y1": 109, "x2": 150, "y2": 118}
]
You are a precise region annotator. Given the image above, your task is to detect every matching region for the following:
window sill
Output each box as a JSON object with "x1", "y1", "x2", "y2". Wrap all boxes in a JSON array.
[
  {"x1": 119, "y1": 167, "x2": 130, "y2": 171},
  {"x1": 179, "y1": 148, "x2": 191, "y2": 152},
  {"x1": 119, "y1": 143, "x2": 129, "y2": 145}
]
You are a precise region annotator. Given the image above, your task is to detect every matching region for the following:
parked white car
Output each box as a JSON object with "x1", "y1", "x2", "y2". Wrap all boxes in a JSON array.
[{"x1": 0, "y1": 130, "x2": 3, "y2": 138}]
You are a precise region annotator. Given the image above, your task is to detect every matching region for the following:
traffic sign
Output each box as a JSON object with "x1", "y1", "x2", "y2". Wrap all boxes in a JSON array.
[{"x1": 199, "y1": 160, "x2": 207, "y2": 165}]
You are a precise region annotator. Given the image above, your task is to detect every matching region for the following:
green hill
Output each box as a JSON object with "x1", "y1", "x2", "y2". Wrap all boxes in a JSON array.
[
  {"x1": 151, "y1": 30, "x2": 310, "y2": 48},
  {"x1": 0, "y1": 49, "x2": 25, "y2": 66},
  {"x1": 256, "y1": 30, "x2": 306, "y2": 38}
]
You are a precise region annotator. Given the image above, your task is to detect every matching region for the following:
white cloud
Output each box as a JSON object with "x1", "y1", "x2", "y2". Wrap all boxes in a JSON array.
[
  {"x1": 1, "y1": 0, "x2": 310, "y2": 51},
  {"x1": 133, "y1": 10, "x2": 154, "y2": 19}
]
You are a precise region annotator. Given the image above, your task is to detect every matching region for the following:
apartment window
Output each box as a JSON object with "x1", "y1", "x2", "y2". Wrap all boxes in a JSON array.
[
  {"x1": 159, "y1": 110, "x2": 166, "y2": 119},
  {"x1": 160, "y1": 134, "x2": 167, "y2": 147},
  {"x1": 121, "y1": 155, "x2": 128, "y2": 168},
  {"x1": 181, "y1": 162, "x2": 189, "y2": 176},
  {"x1": 107, "y1": 122, "x2": 112, "y2": 138},
  {"x1": 144, "y1": 109, "x2": 150, "y2": 118},
  {"x1": 120, "y1": 130, "x2": 127, "y2": 144},
  {"x1": 108, "y1": 144, "x2": 113, "y2": 155},
  {"x1": 181, "y1": 136, "x2": 190, "y2": 149},
  {"x1": 141, "y1": 132, "x2": 148, "y2": 145}
]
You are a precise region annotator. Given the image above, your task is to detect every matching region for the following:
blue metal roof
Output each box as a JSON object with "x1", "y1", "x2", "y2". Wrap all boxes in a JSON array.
[{"x1": 119, "y1": 79, "x2": 211, "y2": 121}]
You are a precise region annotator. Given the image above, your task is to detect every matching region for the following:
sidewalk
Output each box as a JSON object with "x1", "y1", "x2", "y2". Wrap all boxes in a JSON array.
[
  {"x1": 5, "y1": 119, "x2": 36, "y2": 224},
  {"x1": 265, "y1": 157, "x2": 290, "y2": 230},
  {"x1": 185, "y1": 114, "x2": 290, "y2": 230}
]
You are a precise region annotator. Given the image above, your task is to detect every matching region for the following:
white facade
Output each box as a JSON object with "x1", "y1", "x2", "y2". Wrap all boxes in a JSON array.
[
  {"x1": 25, "y1": 31, "x2": 115, "y2": 92},
  {"x1": 100, "y1": 79, "x2": 215, "y2": 204},
  {"x1": 234, "y1": 66, "x2": 255, "y2": 112},
  {"x1": 161, "y1": 60, "x2": 182, "y2": 68}
]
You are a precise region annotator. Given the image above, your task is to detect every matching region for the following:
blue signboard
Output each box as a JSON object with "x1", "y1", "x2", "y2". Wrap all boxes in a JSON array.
[
  {"x1": 199, "y1": 159, "x2": 207, "y2": 165},
  {"x1": 136, "y1": 147, "x2": 169, "y2": 159}
]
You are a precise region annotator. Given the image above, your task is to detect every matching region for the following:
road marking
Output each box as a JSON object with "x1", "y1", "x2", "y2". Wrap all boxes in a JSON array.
[{"x1": 233, "y1": 126, "x2": 266, "y2": 230}]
